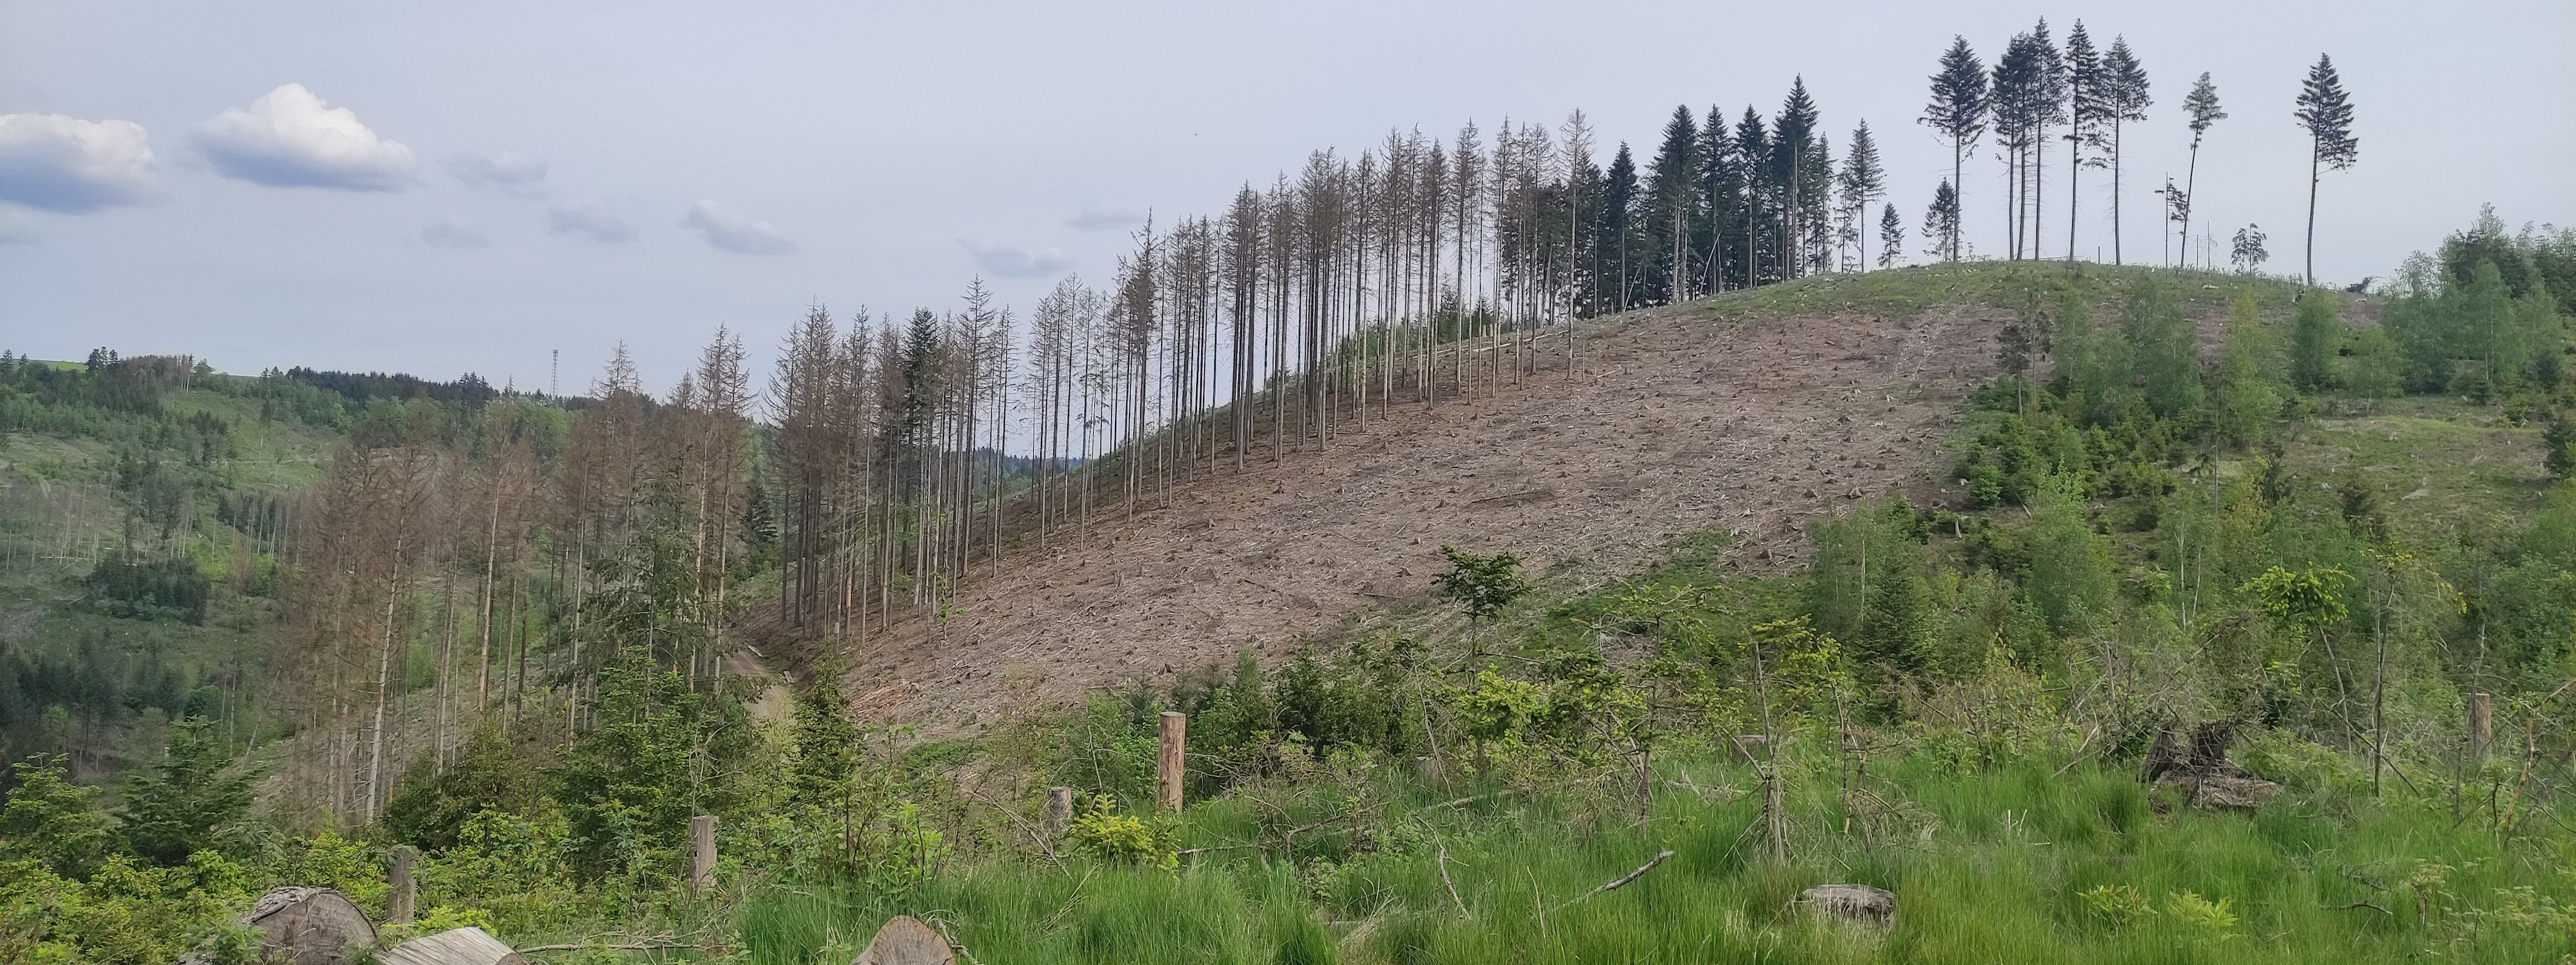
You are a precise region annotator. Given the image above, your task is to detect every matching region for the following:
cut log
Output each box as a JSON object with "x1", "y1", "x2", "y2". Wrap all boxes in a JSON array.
[
  {"x1": 377, "y1": 927, "x2": 526, "y2": 965},
  {"x1": 242, "y1": 887, "x2": 377, "y2": 965},
  {"x1": 850, "y1": 915, "x2": 954, "y2": 965},
  {"x1": 1799, "y1": 883, "x2": 1896, "y2": 930}
]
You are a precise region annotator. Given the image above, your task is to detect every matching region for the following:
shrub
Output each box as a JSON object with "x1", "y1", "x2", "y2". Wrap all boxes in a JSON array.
[{"x1": 1067, "y1": 800, "x2": 1177, "y2": 871}]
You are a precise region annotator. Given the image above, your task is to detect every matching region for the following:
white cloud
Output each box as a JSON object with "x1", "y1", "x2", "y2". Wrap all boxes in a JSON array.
[
  {"x1": 1066, "y1": 204, "x2": 1143, "y2": 232},
  {"x1": 960, "y1": 238, "x2": 1074, "y2": 278},
  {"x1": 421, "y1": 216, "x2": 489, "y2": 248},
  {"x1": 680, "y1": 199, "x2": 792, "y2": 255},
  {"x1": 545, "y1": 197, "x2": 637, "y2": 243},
  {"x1": 0, "y1": 113, "x2": 157, "y2": 212},
  {"x1": 444, "y1": 151, "x2": 547, "y2": 197},
  {"x1": 0, "y1": 207, "x2": 36, "y2": 244},
  {"x1": 191, "y1": 84, "x2": 414, "y2": 191}
]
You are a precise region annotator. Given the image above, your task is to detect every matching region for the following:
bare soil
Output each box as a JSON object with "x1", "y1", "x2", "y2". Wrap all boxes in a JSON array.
[{"x1": 826, "y1": 296, "x2": 2017, "y2": 736}]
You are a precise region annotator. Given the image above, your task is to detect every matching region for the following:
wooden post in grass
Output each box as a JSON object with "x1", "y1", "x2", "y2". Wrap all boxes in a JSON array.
[
  {"x1": 2467, "y1": 693, "x2": 2492, "y2": 759},
  {"x1": 1044, "y1": 786, "x2": 1074, "y2": 837},
  {"x1": 690, "y1": 815, "x2": 718, "y2": 889},
  {"x1": 387, "y1": 846, "x2": 416, "y2": 924},
  {"x1": 1157, "y1": 712, "x2": 1187, "y2": 812}
]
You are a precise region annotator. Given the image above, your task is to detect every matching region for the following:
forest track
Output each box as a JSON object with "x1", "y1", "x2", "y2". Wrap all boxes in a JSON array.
[{"x1": 819, "y1": 292, "x2": 2012, "y2": 737}]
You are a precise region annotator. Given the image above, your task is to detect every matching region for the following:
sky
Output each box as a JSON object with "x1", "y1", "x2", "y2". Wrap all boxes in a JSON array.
[{"x1": 2, "y1": 0, "x2": 2570, "y2": 394}]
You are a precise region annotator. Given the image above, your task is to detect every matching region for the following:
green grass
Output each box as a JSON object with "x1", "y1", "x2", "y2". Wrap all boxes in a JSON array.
[
  {"x1": 2290, "y1": 395, "x2": 2547, "y2": 546},
  {"x1": 725, "y1": 748, "x2": 2575, "y2": 965},
  {"x1": 1689, "y1": 262, "x2": 2314, "y2": 328}
]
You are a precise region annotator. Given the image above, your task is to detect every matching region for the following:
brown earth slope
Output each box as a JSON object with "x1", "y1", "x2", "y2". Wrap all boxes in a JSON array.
[{"x1": 828, "y1": 282, "x2": 2018, "y2": 736}]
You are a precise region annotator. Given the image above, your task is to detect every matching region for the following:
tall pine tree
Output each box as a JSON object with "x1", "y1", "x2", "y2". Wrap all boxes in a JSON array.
[
  {"x1": 2294, "y1": 53, "x2": 2360, "y2": 287},
  {"x1": 2179, "y1": 73, "x2": 2226, "y2": 268},
  {"x1": 1644, "y1": 106, "x2": 1699, "y2": 303},
  {"x1": 1838, "y1": 121, "x2": 1886, "y2": 272},
  {"x1": 1878, "y1": 203, "x2": 1904, "y2": 270},
  {"x1": 2063, "y1": 21, "x2": 2104, "y2": 262},
  {"x1": 1921, "y1": 37, "x2": 1988, "y2": 262},
  {"x1": 2099, "y1": 37, "x2": 2151, "y2": 265},
  {"x1": 1922, "y1": 179, "x2": 1960, "y2": 260}
]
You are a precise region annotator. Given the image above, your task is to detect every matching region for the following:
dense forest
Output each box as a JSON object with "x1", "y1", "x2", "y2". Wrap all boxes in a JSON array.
[{"x1": 7, "y1": 17, "x2": 2576, "y2": 965}]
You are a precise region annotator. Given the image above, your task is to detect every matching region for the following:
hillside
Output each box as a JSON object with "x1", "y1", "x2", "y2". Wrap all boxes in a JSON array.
[{"x1": 832, "y1": 263, "x2": 2326, "y2": 735}]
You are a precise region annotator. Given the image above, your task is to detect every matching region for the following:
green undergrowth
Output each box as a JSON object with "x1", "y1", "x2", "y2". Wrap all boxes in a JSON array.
[
  {"x1": 1695, "y1": 261, "x2": 2306, "y2": 328},
  {"x1": 730, "y1": 750, "x2": 2574, "y2": 965}
]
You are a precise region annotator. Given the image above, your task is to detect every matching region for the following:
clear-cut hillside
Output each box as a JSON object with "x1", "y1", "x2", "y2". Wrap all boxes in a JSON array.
[{"x1": 821, "y1": 268, "x2": 2040, "y2": 735}]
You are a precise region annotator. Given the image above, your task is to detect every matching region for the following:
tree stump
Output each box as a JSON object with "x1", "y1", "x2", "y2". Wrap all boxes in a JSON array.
[
  {"x1": 2468, "y1": 693, "x2": 2492, "y2": 759},
  {"x1": 376, "y1": 927, "x2": 527, "y2": 965},
  {"x1": 1043, "y1": 786, "x2": 1073, "y2": 838},
  {"x1": 389, "y1": 846, "x2": 418, "y2": 925},
  {"x1": 850, "y1": 915, "x2": 954, "y2": 965},
  {"x1": 1798, "y1": 883, "x2": 1896, "y2": 930},
  {"x1": 242, "y1": 887, "x2": 377, "y2": 965},
  {"x1": 691, "y1": 814, "x2": 718, "y2": 888}
]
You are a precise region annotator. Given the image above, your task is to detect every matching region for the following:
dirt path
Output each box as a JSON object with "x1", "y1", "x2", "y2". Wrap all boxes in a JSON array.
[{"x1": 831, "y1": 299, "x2": 2011, "y2": 734}]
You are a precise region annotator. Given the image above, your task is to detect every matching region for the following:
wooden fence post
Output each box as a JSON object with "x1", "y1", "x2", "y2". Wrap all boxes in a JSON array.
[
  {"x1": 691, "y1": 815, "x2": 718, "y2": 889},
  {"x1": 1157, "y1": 712, "x2": 1187, "y2": 812},
  {"x1": 2468, "y1": 693, "x2": 2492, "y2": 759},
  {"x1": 1044, "y1": 786, "x2": 1074, "y2": 837},
  {"x1": 387, "y1": 846, "x2": 416, "y2": 925}
]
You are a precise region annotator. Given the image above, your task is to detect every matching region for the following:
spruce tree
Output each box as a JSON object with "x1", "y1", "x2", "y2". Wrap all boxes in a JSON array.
[
  {"x1": 1921, "y1": 180, "x2": 1960, "y2": 260},
  {"x1": 0, "y1": 753, "x2": 110, "y2": 877},
  {"x1": 2100, "y1": 37, "x2": 2151, "y2": 265},
  {"x1": 1601, "y1": 143, "x2": 1641, "y2": 312},
  {"x1": 1989, "y1": 30, "x2": 2041, "y2": 259},
  {"x1": 1772, "y1": 79, "x2": 1823, "y2": 280},
  {"x1": 1735, "y1": 108, "x2": 1771, "y2": 284},
  {"x1": 2545, "y1": 412, "x2": 2576, "y2": 480},
  {"x1": 1878, "y1": 203, "x2": 1904, "y2": 270},
  {"x1": 1838, "y1": 121, "x2": 1886, "y2": 272},
  {"x1": 1645, "y1": 106, "x2": 1699, "y2": 302},
  {"x1": 116, "y1": 717, "x2": 257, "y2": 866},
  {"x1": 1693, "y1": 108, "x2": 1734, "y2": 294},
  {"x1": 2027, "y1": 19, "x2": 2068, "y2": 261},
  {"x1": 2179, "y1": 73, "x2": 2226, "y2": 267},
  {"x1": 2294, "y1": 53, "x2": 2360, "y2": 287},
  {"x1": 1921, "y1": 37, "x2": 1987, "y2": 261},
  {"x1": 2063, "y1": 21, "x2": 2104, "y2": 262}
]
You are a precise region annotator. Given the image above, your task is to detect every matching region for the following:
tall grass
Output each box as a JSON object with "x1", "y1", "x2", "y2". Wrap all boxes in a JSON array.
[{"x1": 732, "y1": 751, "x2": 2574, "y2": 964}]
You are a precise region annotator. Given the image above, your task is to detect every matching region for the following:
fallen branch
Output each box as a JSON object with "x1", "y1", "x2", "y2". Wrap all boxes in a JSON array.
[
  {"x1": 2336, "y1": 902, "x2": 2392, "y2": 916},
  {"x1": 1175, "y1": 843, "x2": 1262, "y2": 856},
  {"x1": 1556, "y1": 849, "x2": 1675, "y2": 911},
  {"x1": 1417, "y1": 790, "x2": 1512, "y2": 813},
  {"x1": 516, "y1": 942, "x2": 697, "y2": 954},
  {"x1": 1411, "y1": 816, "x2": 1469, "y2": 918}
]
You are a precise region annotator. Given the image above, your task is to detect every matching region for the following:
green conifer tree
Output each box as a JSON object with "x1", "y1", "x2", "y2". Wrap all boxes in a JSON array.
[
  {"x1": 1878, "y1": 204, "x2": 1904, "y2": 270},
  {"x1": 2294, "y1": 54, "x2": 2360, "y2": 287},
  {"x1": 2179, "y1": 74, "x2": 2226, "y2": 267},
  {"x1": 116, "y1": 718, "x2": 257, "y2": 866},
  {"x1": 1643, "y1": 106, "x2": 1699, "y2": 301},
  {"x1": 2099, "y1": 36, "x2": 2152, "y2": 265},
  {"x1": 1921, "y1": 38, "x2": 1987, "y2": 262},
  {"x1": 1838, "y1": 121, "x2": 1886, "y2": 271},
  {"x1": 1, "y1": 753, "x2": 111, "y2": 876}
]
